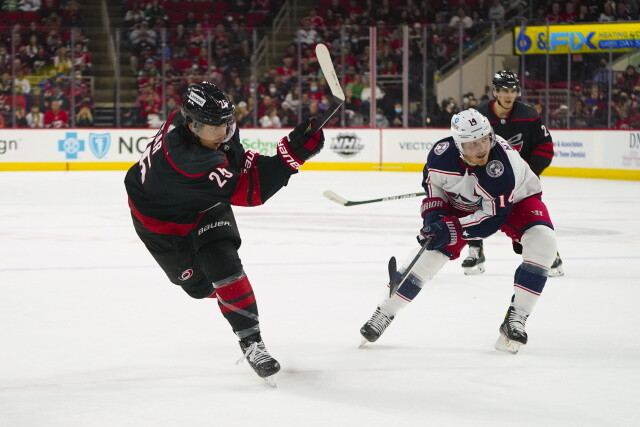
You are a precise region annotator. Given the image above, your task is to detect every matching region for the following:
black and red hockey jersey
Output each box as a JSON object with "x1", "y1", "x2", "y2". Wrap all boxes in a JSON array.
[
  {"x1": 475, "y1": 100, "x2": 553, "y2": 175},
  {"x1": 124, "y1": 109, "x2": 295, "y2": 236}
]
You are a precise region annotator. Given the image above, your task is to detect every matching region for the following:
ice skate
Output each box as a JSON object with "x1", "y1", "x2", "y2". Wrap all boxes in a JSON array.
[
  {"x1": 359, "y1": 307, "x2": 394, "y2": 347},
  {"x1": 237, "y1": 336, "x2": 280, "y2": 386},
  {"x1": 548, "y1": 253, "x2": 564, "y2": 277},
  {"x1": 495, "y1": 306, "x2": 528, "y2": 354},
  {"x1": 462, "y1": 243, "x2": 485, "y2": 275}
]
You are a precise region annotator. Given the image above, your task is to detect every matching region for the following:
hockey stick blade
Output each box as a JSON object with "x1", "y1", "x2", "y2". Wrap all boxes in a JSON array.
[
  {"x1": 323, "y1": 190, "x2": 426, "y2": 206},
  {"x1": 305, "y1": 43, "x2": 345, "y2": 136},
  {"x1": 388, "y1": 243, "x2": 430, "y2": 297},
  {"x1": 388, "y1": 256, "x2": 398, "y2": 297},
  {"x1": 322, "y1": 190, "x2": 349, "y2": 206}
]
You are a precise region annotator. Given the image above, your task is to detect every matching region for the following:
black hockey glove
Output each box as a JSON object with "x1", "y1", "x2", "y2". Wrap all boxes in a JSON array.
[
  {"x1": 277, "y1": 118, "x2": 325, "y2": 170},
  {"x1": 418, "y1": 216, "x2": 462, "y2": 250}
]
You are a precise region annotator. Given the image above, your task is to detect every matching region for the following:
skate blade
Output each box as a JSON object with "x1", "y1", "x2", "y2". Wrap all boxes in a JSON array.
[
  {"x1": 463, "y1": 264, "x2": 486, "y2": 275},
  {"x1": 548, "y1": 265, "x2": 564, "y2": 277},
  {"x1": 263, "y1": 375, "x2": 277, "y2": 388},
  {"x1": 494, "y1": 333, "x2": 523, "y2": 354}
]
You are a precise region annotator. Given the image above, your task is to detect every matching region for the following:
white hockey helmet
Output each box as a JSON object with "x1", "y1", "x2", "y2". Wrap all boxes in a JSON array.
[{"x1": 450, "y1": 108, "x2": 495, "y2": 154}]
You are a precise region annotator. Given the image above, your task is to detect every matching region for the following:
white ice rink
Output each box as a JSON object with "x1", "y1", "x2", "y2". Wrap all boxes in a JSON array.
[{"x1": 1, "y1": 170, "x2": 639, "y2": 426}]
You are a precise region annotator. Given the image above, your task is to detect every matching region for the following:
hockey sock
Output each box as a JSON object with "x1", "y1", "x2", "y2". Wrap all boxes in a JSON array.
[
  {"x1": 512, "y1": 261, "x2": 548, "y2": 316},
  {"x1": 211, "y1": 271, "x2": 261, "y2": 340}
]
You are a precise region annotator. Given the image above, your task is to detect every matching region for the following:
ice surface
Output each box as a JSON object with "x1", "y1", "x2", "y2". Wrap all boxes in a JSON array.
[{"x1": 1, "y1": 171, "x2": 639, "y2": 426}]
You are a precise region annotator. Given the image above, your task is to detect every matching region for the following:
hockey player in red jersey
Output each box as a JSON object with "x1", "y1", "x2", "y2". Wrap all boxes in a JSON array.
[
  {"x1": 124, "y1": 82, "x2": 324, "y2": 383},
  {"x1": 360, "y1": 109, "x2": 558, "y2": 354},
  {"x1": 463, "y1": 70, "x2": 563, "y2": 276}
]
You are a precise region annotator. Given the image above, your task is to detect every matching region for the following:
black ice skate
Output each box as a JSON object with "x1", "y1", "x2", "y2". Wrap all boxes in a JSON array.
[
  {"x1": 548, "y1": 253, "x2": 564, "y2": 277},
  {"x1": 237, "y1": 336, "x2": 280, "y2": 386},
  {"x1": 495, "y1": 306, "x2": 528, "y2": 354},
  {"x1": 359, "y1": 307, "x2": 394, "y2": 347},
  {"x1": 462, "y1": 243, "x2": 486, "y2": 275}
]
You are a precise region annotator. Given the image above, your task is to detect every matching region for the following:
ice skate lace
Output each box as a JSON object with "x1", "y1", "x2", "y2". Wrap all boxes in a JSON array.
[
  {"x1": 466, "y1": 246, "x2": 480, "y2": 259},
  {"x1": 368, "y1": 309, "x2": 392, "y2": 334},
  {"x1": 236, "y1": 342, "x2": 273, "y2": 366},
  {"x1": 508, "y1": 311, "x2": 528, "y2": 333}
]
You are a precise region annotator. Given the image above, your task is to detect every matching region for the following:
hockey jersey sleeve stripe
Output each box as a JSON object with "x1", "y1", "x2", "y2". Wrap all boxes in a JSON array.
[
  {"x1": 128, "y1": 198, "x2": 201, "y2": 236},
  {"x1": 428, "y1": 168, "x2": 463, "y2": 177}
]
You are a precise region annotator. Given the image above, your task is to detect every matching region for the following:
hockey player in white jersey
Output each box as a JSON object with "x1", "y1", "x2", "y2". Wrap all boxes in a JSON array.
[{"x1": 360, "y1": 109, "x2": 558, "y2": 354}]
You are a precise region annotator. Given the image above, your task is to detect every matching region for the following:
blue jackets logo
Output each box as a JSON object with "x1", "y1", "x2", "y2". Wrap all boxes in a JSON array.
[
  {"x1": 58, "y1": 132, "x2": 85, "y2": 159},
  {"x1": 89, "y1": 132, "x2": 111, "y2": 159}
]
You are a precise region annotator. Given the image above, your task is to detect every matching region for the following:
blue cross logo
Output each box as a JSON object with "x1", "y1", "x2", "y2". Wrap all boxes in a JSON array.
[{"x1": 58, "y1": 132, "x2": 85, "y2": 159}]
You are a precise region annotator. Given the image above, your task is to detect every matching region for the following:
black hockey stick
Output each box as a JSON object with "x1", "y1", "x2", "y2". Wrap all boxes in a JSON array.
[
  {"x1": 304, "y1": 43, "x2": 345, "y2": 136},
  {"x1": 323, "y1": 190, "x2": 427, "y2": 206},
  {"x1": 388, "y1": 241, "x2": 430, "y2": 297}
]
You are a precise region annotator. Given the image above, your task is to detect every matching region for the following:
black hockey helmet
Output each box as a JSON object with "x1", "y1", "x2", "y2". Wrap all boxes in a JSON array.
[
  {"x1": 181, "y1": 82, "x2": 235, "y2": 127},
  {"x1": 492, "y1": 70, "x2": 520, "y2": 95}
]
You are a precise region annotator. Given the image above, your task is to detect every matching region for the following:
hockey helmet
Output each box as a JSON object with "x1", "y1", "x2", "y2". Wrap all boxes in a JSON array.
[
  {"x1": 450, "y1": 108, "x2": 495, "y2": 154},
  {"x1": 492, "y1": 70, "x2": 520, "y2": 95},
  {"x1": 181, "y1": 82, "x2": 236, "y2": 142}
]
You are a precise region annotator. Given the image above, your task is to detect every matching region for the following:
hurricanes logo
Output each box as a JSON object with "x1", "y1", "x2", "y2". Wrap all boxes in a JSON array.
[
  {"x1": 486, "y1": 160, "x2": 504, "y2": 178},
  {"x1": 330, "y1": 133, "x2": 364, "y2": 158},
  {"x1": 179, "y1": 269, "x2": 194, "y2": 281},
  {"x1": 434, "y1": 141, "x2": 449, "y2": 155}
]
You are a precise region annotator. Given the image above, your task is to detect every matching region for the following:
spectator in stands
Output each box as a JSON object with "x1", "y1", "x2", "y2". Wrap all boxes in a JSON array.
[
  {"x1": 144, "y1": 0, "x2": 168, "y2": 27},
  {"x1": 615, "y1": 1, "x2": 634, "y2": 20},
  {"x1": 278, "y1": 101, "x2": 297, "y2": 127},
  {"x1": 124, "y1": 2, "x2": 145, "y2": 28},
  {"x1": 547, "y1": 2, "x2": 564, "y2": 23},
  {"x1": 75, "y1": 103, "x2": 94, "y2": 127},
  {"x1": 235, "y1": 100, "x2": 251, "y2": 126},
  {"x1": 618, "y1": 65, "x2": 640, "y2": 93},
  {"x1": 374, "y1": 107, "x2": 389, "y2": 127},
  {"x1": 44, "y1": 99, "x2": 69, "y2": 128},
  {"x1": 259, "y1": 106, "x2": 282, "y2": 128},
  {"x1": 598, "y1": 2, "x2": 616, "y2": 21},
  {"x1": 72, "y1": 43, "x2": 92, "y2": 75},
  {"x1": 26, "y1": 104, "x2": 44, "y2": 128},
  {"x1": 488, "y1": 0, "x2": 505, "y2": 22},
  {"x1": 576, "y1": 4, "x2": 596, "y2": 22},
  {"x1": 295, "y1": 18, "x2": 318, "y2": 46},
  {"x1": 561, "y1": 1, "x2": 578, "y2": 22},
  {"x1": 2, "y1": 0, "x2": 19, "y2": 11},
  {"x1": 14, "y1": 69, "x2": 31, "y2": 94},
  {"x1": 449, "y1": 7, "x2": 473, "y2": 29},
  {"x1": 19, "y1": 0, "x2": 41, "y2": 12},
  {"x1": 13, "y1": 106, "x2": 28, "y2": 127}
]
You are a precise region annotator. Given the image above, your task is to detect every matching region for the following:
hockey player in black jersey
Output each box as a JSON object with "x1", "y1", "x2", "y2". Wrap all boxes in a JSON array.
[
  {"x1": 124, "y1": 82, "x2": 324, "y2": 384},
  {"x1": 463, "y1": 70, "x2": 563, "y2": 277}
]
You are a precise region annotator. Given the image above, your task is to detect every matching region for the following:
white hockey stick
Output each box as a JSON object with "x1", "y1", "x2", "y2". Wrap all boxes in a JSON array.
[
  {"x1": 323, "y1": 190, "x2": 426, "y2": 206},
  {"x1": 304, "y1": 43, "x2": 345, "y2": 136}
]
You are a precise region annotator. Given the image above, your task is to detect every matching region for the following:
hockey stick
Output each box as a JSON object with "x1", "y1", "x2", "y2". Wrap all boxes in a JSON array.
[
  {"x1": 323, "y1": 190, "x2": 427, "y2": 207},
  {"x1": 304, "y1": 43, "x2": 346, "y2": 136},
  {"x1": 388, "y1": 240, "x2": 430, "y2": 297}
]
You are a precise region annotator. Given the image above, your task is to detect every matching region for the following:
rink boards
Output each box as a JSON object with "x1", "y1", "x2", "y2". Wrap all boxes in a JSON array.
[{"x1": 1, "y1": 127, "x2": 639, "y2": 180}]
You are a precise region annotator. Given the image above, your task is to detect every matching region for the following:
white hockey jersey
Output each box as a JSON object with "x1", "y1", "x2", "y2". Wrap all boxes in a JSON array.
[{"x1": 422, "y1": 135, "x2": 542, "y2": 239}]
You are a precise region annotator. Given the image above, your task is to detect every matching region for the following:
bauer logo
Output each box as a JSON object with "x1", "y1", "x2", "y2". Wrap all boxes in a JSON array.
[
  {"x1": 89, "y1": 132, "x2": 111, "y2": 159},
  {"x1": 330, "y1": 133, "x2": 363, "y2": 158},
  {"x1": 58, "y1": 132, "x2": 85, "y2": 159}
]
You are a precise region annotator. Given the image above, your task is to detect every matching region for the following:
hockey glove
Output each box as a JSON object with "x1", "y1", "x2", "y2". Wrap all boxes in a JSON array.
[
  {"x1": 277, "y1": 118, "x2": 325, "y2": 170},
  {"x1": 420, "y1": 197, "x2": 449, "y2": 225},
  {"x1": 418, "y1": 216, "x2": 462, "y2": 250}
]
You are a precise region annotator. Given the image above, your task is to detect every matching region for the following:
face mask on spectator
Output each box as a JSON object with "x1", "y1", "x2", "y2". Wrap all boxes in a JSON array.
[
  {"x1": 310, "y1": 85, "x2": 318, "y2": 92},
  {"x1": 395, "y1": 107, "x2": 402, "y2": 114}
]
